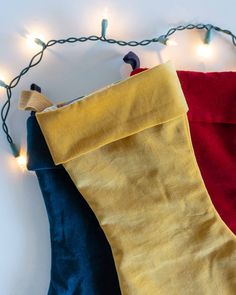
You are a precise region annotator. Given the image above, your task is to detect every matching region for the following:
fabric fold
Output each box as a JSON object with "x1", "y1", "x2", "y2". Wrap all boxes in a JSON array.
[
  {"x1": 36, "y1": 61, "x2": 188, "y2": 165},
  {"x1": 131, "y1": 67, "x2": 236, "y2": 124}
]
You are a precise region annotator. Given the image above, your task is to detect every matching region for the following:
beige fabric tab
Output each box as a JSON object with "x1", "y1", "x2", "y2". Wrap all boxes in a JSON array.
[{"x1": 19, "y1": 90, "x2": 53, "y2": 112}]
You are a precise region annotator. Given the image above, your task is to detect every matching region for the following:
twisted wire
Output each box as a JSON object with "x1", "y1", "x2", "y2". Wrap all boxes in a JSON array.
[{"x1": 1, "y1": 23, "x2": 236, "y2": 154}]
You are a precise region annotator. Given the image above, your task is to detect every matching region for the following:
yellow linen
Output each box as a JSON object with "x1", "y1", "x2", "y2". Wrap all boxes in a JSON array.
[{"x1": 35, "y1": 61, "x2": 236, "y2": 294}]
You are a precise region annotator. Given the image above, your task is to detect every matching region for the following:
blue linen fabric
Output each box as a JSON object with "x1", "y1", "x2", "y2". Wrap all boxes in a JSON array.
[{"x1": 27, "y1": 112, "x2": 121, "y2": 295}]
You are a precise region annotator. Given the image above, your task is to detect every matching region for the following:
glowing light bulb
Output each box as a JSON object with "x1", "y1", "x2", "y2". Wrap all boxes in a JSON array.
[
  {"x1": 16, "y1": 154, "x2": 27, "y2": 170},
  {"x1": 0, "y1": 74, "x2": 5, "y2": 81},
  {"x1": 166, "y1": 39, "x2": 178, "y2": 46},
  {"x1": 0, "y1": 74, "x2": 7, "y2": 88},
  {"x1": 103, "y1": 7, "x2": 109, "y2": 19},
  {"x1": 26, "y1": 33, "x2": 45, "y2": 49},
  {"x1": 196, "y1": 43, "x2": 213, "y2": 58},
  {"x1": 159, "y1": 36, "x2": 177, "y2": 46}
]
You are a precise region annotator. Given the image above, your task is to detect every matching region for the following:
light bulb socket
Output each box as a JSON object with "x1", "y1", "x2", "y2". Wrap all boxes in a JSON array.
[
  {"x1": 34, "y1": 38, "x2": 46, "y2": 47},
  {"x1": 204, "y1": 27, "x2": 213, "y2": 44},
  {"x1": 0, "y1": 80, "x2": 8, "y2": 88},
  {"x1": 159, "y1": 36, "x2": 169, "y2": 46},
  {"x1": 101, "y1": 19, "x2": 108, "y2": 38},
  {"x1": 10, "y1": 142, "x2": 20, "y2": 157}
]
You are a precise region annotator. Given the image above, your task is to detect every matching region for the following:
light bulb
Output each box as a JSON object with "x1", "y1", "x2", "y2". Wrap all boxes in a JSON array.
[
  {"x1": 16, "y1": 154, "x2": 27, "y2": 170},
  {"x1": 26, "y1": 33, "x2": 45, "y2": 49},
  {"x1": 196, "y1": 43, "x2": 213, "y2": 58},
  {"x1": 103, "y1": 7, "x2": 109, "y2": 19},
  {"x1": 0, "y1": 74, "x2": 7, "y2": 88},
  {"x1": 159, "y1": 36, "x2": 177, "y2": 46},
  {"x1": 0, "y1": 74, "x2": 5, "y2": 81},
  {"x1": 166, "y1": 39, "x2": 178, "y2": 46}
]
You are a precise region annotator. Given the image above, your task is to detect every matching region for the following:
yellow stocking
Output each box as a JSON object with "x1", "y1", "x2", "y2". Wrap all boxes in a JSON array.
[{"x1": 35, "y1": 61, "x2": 236, "y2": 295}]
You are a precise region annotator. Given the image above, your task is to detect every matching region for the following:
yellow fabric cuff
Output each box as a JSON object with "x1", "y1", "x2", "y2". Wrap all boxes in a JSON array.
[{"x1": 36, "y1": 61, "x2": 188, "y2": 165}]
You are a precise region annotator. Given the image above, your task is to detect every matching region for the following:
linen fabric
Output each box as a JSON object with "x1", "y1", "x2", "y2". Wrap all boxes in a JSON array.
[
  {"x1": 34, "y1": 61, "x2": 236, "y2": 294},
  {"x1": 131, "y1": 67, "x2": 236, "y2": 234},
  {"x1": 26, "y1": 112, "x2": 121, "y2": 295}
]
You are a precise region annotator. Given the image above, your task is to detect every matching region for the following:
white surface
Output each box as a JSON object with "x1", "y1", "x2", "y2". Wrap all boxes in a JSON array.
[{"x1": 0, "y1": 1, "x2": 236, "y2": 294}]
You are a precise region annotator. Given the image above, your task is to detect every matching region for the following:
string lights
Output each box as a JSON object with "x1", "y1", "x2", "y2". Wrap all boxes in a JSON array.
[
  {"x1": 0, "y1": 73, "x2": 8, "y2": 88},
  {"x1": 204, "y1": 25, "x2": 213, "y2": 44},
  {"x1": 0, "y1": 79, "x2": 8, "y2": 88},
  {"x1": 26, "y1": 33, "x2": 46, "y2": 49},
  {"x1": 195, "y1": 24, "x2": 214, "y2": 59},
  {"x1": 16, "y1": 152, "x2": 27, "y2": 170},
  {"x1": 1, "y1": 21, "x2": 236, "y2": 170},
  {"x1": 101, "y1": 7, "x2": 109, "y2": 38},
  {"x1": 196, "y1": 43, "x2": 213, "y2": 58},
  {"x1": 159, "y1": 35, "x2": 177, "y2": 46}
]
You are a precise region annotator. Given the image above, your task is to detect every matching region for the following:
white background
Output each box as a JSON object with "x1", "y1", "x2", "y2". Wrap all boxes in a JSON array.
[{"x1": 0, "y1": 1, "x2": 236, "y2": 294}]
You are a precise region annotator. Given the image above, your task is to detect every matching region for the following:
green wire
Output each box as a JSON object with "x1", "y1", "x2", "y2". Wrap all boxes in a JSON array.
[{"x1": 1, "y1": 23, "x2": 236, "y2": 156}]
